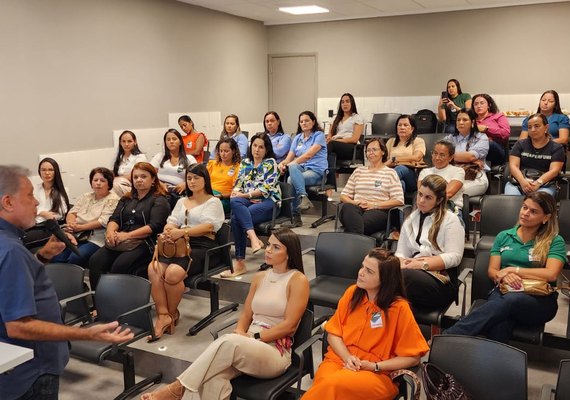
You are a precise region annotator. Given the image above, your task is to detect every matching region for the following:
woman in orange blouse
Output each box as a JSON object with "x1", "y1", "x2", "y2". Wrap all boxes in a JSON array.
[{"x1": 302, "y1": 248, "x2": 429, "y2": 400}]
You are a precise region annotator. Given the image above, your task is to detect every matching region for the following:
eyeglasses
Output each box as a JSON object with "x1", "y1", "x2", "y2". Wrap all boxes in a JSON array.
[
  {"x1": 431, "y1": 151, "x2": 449, "y2": 158},
  {"x1": 366, "y1": 148, "x2": 382, "y2": 153}
]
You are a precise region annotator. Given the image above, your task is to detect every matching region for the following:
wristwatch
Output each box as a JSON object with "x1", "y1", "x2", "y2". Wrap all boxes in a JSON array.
[
  {"x1": 537, "y1": 179, "x2": 544, "y2": 185},
  {"x1": 374, "y1": 362, "x2": 381, "y2": 373},
  {"x1": 422, "y1": 261, "x2": 430, "y2": 271}
]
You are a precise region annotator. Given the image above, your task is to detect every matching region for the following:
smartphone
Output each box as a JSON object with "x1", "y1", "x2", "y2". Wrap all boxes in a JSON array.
[{"x1": 441, "y1": 91, "x2": 449, "y2": 100}]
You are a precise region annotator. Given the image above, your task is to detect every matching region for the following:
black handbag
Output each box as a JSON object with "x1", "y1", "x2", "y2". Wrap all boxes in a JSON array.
[{"x1": 421, "y1": 362, "x2": 472, "y2": 400}]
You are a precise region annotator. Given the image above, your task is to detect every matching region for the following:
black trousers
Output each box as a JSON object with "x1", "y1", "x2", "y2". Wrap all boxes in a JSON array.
[
  {"x1": 339, "y1": 203, "x2": 389, "y2": 236},
  {"x1": 402, "y1": 269, "x2": 457, "y2": 309},
  {"x1": 89, "y1": 242, "x2": 152, "y2": 289},
  {"x1": 327, "y1": 141, "x2": 356, "y2": 162}
]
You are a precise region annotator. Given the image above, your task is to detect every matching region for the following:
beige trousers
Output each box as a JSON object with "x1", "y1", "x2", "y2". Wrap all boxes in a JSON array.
[{"x1": 178, "y1": 329, "x2": 291, "y2": 400}]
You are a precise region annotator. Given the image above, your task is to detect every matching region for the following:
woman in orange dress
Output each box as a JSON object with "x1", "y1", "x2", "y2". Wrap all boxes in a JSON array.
[{"x1": 302, "y1": 248, "x2": 429, "y2": 400}]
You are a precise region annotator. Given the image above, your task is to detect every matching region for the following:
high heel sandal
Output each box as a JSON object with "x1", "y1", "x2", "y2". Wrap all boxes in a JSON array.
[
  {"x1": 172, "y1": 309, "x2": 180, "y2": 327},
  {"x1": 147, "y1": 313, "x2": 174, "y2": 342},
  {"x1": 140, "y1": 381, "x2": 184, "y2": 400}
]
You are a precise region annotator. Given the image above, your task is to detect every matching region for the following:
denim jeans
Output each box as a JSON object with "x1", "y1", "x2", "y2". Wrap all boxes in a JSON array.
[
  {"x1": 52, "y1": 241, "x2": 100, "y2": 268},
  {"x1": 17, "y1": 374, "x2": 59, "y2": 400},
  {"x1": 286, "y1": 163, "x2": 323, "y2": 213},
  {"x1": 230, "y1": 197, "x2": 275, "y2": 259},
  {"x1": 504, "y1": 181, "x2": 557, "y2": 197},
  {"x1": 394, "y1": 165, "x2": 417, "y2": 192}
]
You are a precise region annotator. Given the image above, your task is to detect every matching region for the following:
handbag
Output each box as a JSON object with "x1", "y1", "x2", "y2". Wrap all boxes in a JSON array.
[
  {"x1": 155, "y1": 209, "x2": 191, "y2": 259},
  {"x1": 74, "y1": 230, "x2": 93, "y2": 244},
  {"x1": 457, "y1": 163, "x2": 481, "y2": 181},
  {"x1": 421, "y1": 362, "x2": 472, "y2": 400},
  {"x1": 499, "y1": 279, "x2": 555, "y2": 296},
  {"x1": 510, "y1": 168, "x2": 553, "y2": 188},
  {"x1": 105, "y1": 238, "x2": 144, "y2": 252},
  {"x1": 390, "y1": 369, "x2": 422, "y2": 400}
]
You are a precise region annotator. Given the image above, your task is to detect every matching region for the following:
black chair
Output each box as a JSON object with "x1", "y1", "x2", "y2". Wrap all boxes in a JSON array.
[
  {"x1": 307, "y1": 153, "x2": 337, "y2": 228},
  {"x1": 417, "y1": 133, "x2": 448, "y2": 167},
  {"x1": 371, "y1": 113, "x2": 401, "y2": 137},
  {"x1": 476, "y1": 195, "x2": 523, "y2": 253},
  {"x1": 541, "y1": 359, "x2": 570, "y2": 400},
  {"x1": 186, "y1": 223, "x2": 239, "y2": 336},
  {"x1": 429, "y1": 335, "x2": 528, "y2": 400},
  {"x1": 307, "y1": 232, "x2": 375, "y2": 325},
  {"x1": 210, "y1": 309, "x2": 314, "y2": 400},
  {"x1": 45, "y1": 263, "x2": 91, "y2": 325},
  {"x1": 254, "y1": 182, "x2": 294, "y2": 237},
  {"x1": 66, "y1": 274, "x2": 162, "y2": 400},
  {"x1": 336, "y1": 124, "x2": 367, "y2": 174}
]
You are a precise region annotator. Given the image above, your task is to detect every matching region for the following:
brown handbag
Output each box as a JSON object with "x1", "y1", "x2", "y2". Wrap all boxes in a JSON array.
[
  {"x1": 499, "y1": 279, "x2": 555, "y2": 296},
  {"x1": 155, "y1": 209, "x2": 191, "y2": 259},
  {"x1": 421, "y1": 362, "x2": 472, "y2": 400},
  {"x1": 457, "y1": 163, "x2": 481, "y2": 181}
]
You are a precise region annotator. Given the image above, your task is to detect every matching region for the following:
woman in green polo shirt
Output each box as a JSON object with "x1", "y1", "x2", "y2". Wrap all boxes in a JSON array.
[{"x1": 445, "y1": 191, "x2": 565, "y2": 343}]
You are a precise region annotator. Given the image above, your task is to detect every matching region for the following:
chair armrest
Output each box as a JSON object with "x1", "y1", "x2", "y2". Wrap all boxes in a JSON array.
[
  {"x1": 202, "y1": 241, "x2": 235, "y2": 277},
  {"x1": 210, "y1": 317, "x2": 239, "y2": 340},
  {"x1": 458, "y1": 268, "x2": 473, "y2": 317},
  {"x1": 294, "y1": 333, "x2": 323, "y2": 392},
  {"x1": 540, "y1": 384, "x2": 555, "y2": 400},
  {"x1": 59, "y1": 291, "x2": 94, "y2": 322},
  {"x1": 302, "y1": 247, "x2": 315, "y2": 256},
  {"x1": 116, "y1": 302, "x2": 154, "y2": 323}
]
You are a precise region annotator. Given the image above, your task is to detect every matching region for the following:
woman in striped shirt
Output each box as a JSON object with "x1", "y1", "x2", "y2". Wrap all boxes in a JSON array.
[{"x1": 339, "y1": 138, "x2": 404, "y2": 235}]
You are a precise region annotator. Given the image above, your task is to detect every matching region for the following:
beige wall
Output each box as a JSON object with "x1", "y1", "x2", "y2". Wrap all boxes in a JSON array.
[
  {"x1": 0, "y1": 0, "x2": 268, "y2": 169},
  {"x1": 267, "y1": 3, "x2": 570, "y2": 98}
]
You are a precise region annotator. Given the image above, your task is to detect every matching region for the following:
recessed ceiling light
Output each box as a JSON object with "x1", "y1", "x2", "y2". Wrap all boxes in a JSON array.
[{"x1": 278, "y1": 5, "x2": 330, "y2": 15}]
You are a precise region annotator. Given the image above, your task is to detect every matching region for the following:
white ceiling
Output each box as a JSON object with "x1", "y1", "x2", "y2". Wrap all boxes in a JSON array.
[{"x1": 176, "y1": 0, "x2": 569, "y2": 25}]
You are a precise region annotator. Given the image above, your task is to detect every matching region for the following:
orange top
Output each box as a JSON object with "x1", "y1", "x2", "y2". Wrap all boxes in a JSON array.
[
  {"x1": 183, "y1": 131, "x2": 208, "y2": 163},
  {"x1": 207, "y1": 160, "x2": 239, "y2": 196}
]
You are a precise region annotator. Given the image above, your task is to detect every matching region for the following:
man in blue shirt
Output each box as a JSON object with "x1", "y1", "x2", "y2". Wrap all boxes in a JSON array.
[{"x1": 0, "y1": 165, "x2": 133, "y2": 400}]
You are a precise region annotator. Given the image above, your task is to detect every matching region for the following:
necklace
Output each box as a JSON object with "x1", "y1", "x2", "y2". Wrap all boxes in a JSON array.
[{"x1": 268, "y1": 268, "x2": 292, "y2": 283}]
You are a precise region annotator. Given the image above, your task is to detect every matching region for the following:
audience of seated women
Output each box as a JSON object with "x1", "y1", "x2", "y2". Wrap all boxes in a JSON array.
[
  {"x1": 418, "y1": 140, "x2": 465, "y2": 212},
  {"x1": 519, "y1": 90, "x2": 569, "y2": 146},
  {"x1": 395, "y1": 174, "x2": 465, "y2": 309},
  {"x1": 438, "y1": 78, "x2": 472, "y2": 134},
  {"x1": 53, "y1": 167, "x2": 120, "y2": 267},
  {"x1": 219, "y1": 114, "x2": 248, "y2": 159},
  {"x1": 263, "y1": 111, "x2": 291, "y2": 164},
  {"x1": 302, "y1": 248, "x2": 429, "y2": 400},
  {"x1": 445, "y1": 108, "x2": 490, "y2": 196},
  {"x1": 206, "y1": 137, "x2": 241, "y2": 214},
  {"x1": 147, "y1": 163, "x2": 224, "y2": 341},
  {"x1": 385, "y1": 114, "x2": 426, "y2": 193},
  {"x1": 151, "y1": 129, "x2": 196, "y2": 209},
  {"x1": 224, "y1": 133, "x2": 280, "y2": 278},
  {"x1": 112, "y1": 130, "x2": 147, "y2": 197},
  {"x1": 178, "y1": 115, "x2": 208, "y2": 163},
  {"x1": 24, "y1": 157, "x2": 71, "y2": 248},
  {"x1": 445, "y1": 192, "x2": 565, "y2": 343},
  {"x1": 472, "y1": 93, "x2": 510, "y2": 166},
  {"x1": 278, "y1": 111, "x2": 328, "y2": 228},
  {"x1": 141, "y1": 228, "x2": 309, "y2": 400},
  {"x1": 326, "y1": 93, "x2": 365, "y2": 164},
  {"x1": 505, "y1": 113, "x2": 564, "y2": 197},
  {"x1": 89, "y1": 162, "x2": 170, "y2": 289},
  {"x1": 339, "y1": 138, "x2": 404, "y2": 236}
]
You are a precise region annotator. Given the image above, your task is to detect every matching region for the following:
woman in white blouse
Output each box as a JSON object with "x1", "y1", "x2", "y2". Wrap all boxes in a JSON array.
[
  {"x1": 147, "y1": 163, "x2": 225, "y2": 341},
  {"x1": 326, "y1": 93, "x2": 365, "y2": 163},
  {"x1": 112, "y1": 130, "x2": 147, "y2": 197},
  {"x1": 395, "y1": 174, "x2": 465, "y2": 309}
]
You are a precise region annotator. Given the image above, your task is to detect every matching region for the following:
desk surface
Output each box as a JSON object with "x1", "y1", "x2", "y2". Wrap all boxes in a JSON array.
[{"x1": 0, "y1": 342, "x2": 33, "y2": 374}]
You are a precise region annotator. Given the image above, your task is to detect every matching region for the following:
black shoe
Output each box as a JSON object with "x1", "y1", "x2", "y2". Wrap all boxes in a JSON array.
[
  {"x1": 282, "y1": 215, "x2": 302, "y2": 228},
  {"x1": 258, "y1": 262, "x2": 270, "y2": 271}
]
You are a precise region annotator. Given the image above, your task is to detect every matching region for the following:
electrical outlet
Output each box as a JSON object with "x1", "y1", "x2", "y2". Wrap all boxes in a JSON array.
[{"x1": 328, "y1": 109, "x2": 334, "y2": 118}]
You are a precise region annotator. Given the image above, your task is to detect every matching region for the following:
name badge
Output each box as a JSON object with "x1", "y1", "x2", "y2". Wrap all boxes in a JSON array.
[
  {"x1": 529, "y1": 247, "x2": 538, "y2": 262},
  {"x1": 228, "y1": 168, "x2": 235, "y2": 176},
  {"x1": 187, "y1": 142, "x2": 193, "y2": 148},
  {"x1": 370, "y1": 312, "x2": 383, "y2": 328},
  {"x1": 374, "y1": 180, "x2": 382, "y2": 188}
]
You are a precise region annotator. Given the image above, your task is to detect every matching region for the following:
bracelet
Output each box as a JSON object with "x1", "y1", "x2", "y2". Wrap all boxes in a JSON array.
[
  {"x1": 515, "y1": 267, "x2": 520, "y2": 274},
  {"x1": 36, "y1": 252, "x2": 50, "y2": 264}
]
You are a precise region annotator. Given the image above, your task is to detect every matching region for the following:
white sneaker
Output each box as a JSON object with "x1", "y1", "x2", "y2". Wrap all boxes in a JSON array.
[{"x1": 298, "y1": 196, "x2": 314, "y2": 211}]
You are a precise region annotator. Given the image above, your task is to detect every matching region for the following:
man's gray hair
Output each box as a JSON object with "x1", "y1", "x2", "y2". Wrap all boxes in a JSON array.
[{"x1": 0, "y1": 165, "x2": 30, "y2": 203}]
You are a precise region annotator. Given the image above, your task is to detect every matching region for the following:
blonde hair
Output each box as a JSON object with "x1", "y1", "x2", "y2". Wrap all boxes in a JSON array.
[
  {"x1": 418, "y1": 174, "x2": 448, "y2": 252},
  {"x1": 523, "y1": 192, "x2": 558, "y2": 265}
]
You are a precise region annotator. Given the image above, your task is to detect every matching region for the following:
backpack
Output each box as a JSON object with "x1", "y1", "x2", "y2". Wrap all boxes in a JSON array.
[{"x1": 413, "y1": 109, "x2": 438, "y2": 134}]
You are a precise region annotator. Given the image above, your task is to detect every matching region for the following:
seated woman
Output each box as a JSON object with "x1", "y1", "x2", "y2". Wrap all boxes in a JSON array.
[
  {"x1": 206, "y1": 137, "x2": 241, "y2": 214},
  {"x1": 278, "y1": 111, "x2": 328, "y2": 228},
  {"x1": 519, "y1": 90, "x2": 570, "y2": 146},
  {"x1": 326, "y1": 93, "x2": 365, "y2": 163},
  {"x1": 385, "y1": 114, "x2": 426, "y2": 193},
  {"x1": 147, "y1": 163, "x2": 224, "y2": 340},
  {"x1": 178, "y1": 115, "x2": 208, "y2": 163},
  {"x1": 445, "y1": 192, "x2": 565, "y2": 343},
  {"x1": 302, "y1": 248, "x2": 429, "y2": 400},
  {"x1": 151, "y1": 129, "x2": 196, "y2": 209},
  {"x1": 24, "y1": 157, "x2": 70, "y2": 248},
  {"x1": 89, "y1": 162, "x2": 170, "y2": 289},
  {"x1": 472, "y1": 93, "x2": 510, "y2": 166},
  {"x1": 505, "y1": 113, "x2": 564, "y2": 197},
  {"x1": 112, "y1": 130, "x2": 147, "y2": 197},
  {"x1": 445, "y1": 108, "x2": 490, "y2": 196},
  {"x1": 264, "y1": 111, "x2": 291, "y2": 164},
  {"x1": 438, "y1": 78, "x2": 472, "y2": 134},
  {"x1": 141, "y1": 228, "x2": 309, "y2": 400},
  {"x1": 223, "y1": 133, "x2": 280, "y2": 278},
  {"x1": 418, "y1": 140, "x2": 465, "y2": 212},
  {"x1": 339, "y1": 138, "x2": 404, "y2": 236},
  {"x1": 395, "y1": 174, "x2": 465, "y2": 309},
  {"x1": 53, "y1": 167, "x2": 120, "y2": 267},
  {"x1": 219, "y1": 114, "x2": 248, "y2": 159}
]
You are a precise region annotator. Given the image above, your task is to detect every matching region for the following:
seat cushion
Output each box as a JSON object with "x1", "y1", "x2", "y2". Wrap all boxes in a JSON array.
[
  {"x1": 309, "y1": 276, "x2": 354, "y2": 309},
  {"x1": 475, "y1": 235, "x2": 496, "y2": 253},
  {"x1": 231, "y1": 366, "x2": 300, "y2": 400},
  {"x1": 412, "y1": 307, "x2": 446, "y2": 326},
  {"x1": 70, "y1": 324, "x2": 146, "y2": 363}
]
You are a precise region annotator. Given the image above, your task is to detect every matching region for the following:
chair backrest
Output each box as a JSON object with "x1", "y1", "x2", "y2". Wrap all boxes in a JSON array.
[
  {"x1": 429, "y1": 335, "x2": 528, "y2": 400},
  {"x1": 314, "y1": 232, "x2": 375, "y2": 279},
  {"x1": 371, "y1": 113, "x2": 401, "y2": 136},
  {"x1": 290, "y1": 309, "x2": 314, "y2": 368},
  {"x1": 558, "y1": 199, "x2": 570, "y2": 243},
  {"x1": 325, "y1": 153, "x2": 337, "y2": 188},
  {"x1": 417, "y1": 133, "x2": 447, "y2": 166},
  {"x1": 277, "y1": 182, "x2": 294, "y2": 220},
  {"x1": 471, "y1": 250, "x2": 494, "y2": 302},
  {"x1": 413, "y1": 109, "x2": 438, "y2": 134},
  {"x1": 555, "y1": 359, "x2": 570, "y2": 400},
  {"x1": 94, "y1": 274, "x2": 151, "y2": 330},
  {"x1": 479, "y1": 195, "x2": 523, "y2": 237},
  {"x1": 215, "y1": 222, "x2": 233, "y2": 270},
  {"x1": 45, "y1": 263, "x2": 90, "y2": 321}
]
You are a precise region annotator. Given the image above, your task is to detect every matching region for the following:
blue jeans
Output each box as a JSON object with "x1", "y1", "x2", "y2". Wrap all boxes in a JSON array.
[
  {"x1": 286, "y1": 163, "x2": 324, "y2": 213},
  {"x1": 230, "y1": 197, "x2": 275, "y2": 259},
  {"x1": 504, "y1": 181, "x2": 557, "y2": 197},
  {"x1": 444, "y1": 288, "x2": 558, "y2": 343},
  {"x1": 17, "y1": 374, "x2": 59, "y2": 400},
  {"x1": 394, "y1": 165, "x2": 417, "y2": 192},
  {"x1": 52, "y1": 241, "x2": 100, "y2": 267}
]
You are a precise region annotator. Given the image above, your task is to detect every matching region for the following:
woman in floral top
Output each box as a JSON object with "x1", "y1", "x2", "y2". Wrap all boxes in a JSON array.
[{"x1": 223, "y1": 133, "x2": 281, "y2": 277}]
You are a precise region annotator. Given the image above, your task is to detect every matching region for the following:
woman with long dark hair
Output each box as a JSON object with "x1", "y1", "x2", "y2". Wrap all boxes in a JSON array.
[
  {"x1": 437, "y1": 78, "x2": 472, "y2": 134},
  {"x1": 519, "y1": 90, "x2": 569, "y2": 146},
  {"x1": 178, "y1": 115, "x2": 209, "y2": 163},
  {"x1": 326, "y1": 93, "x2": 365, "y2": 162},
  {"x1": 112, "y1": 130, "x2": 147, "y2": 196},
  {"x1": 220, "y1": 114, "x2": 248, "y2": 159},
  {"x1": 263, "y1": 111, "x2": 291, "y2": 164},
  {"x1": 472, "y1": 93, "x2": 510, "y2": 166}
]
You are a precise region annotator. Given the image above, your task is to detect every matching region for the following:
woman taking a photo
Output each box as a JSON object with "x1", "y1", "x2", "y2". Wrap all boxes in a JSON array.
[
  {"x1": 220, "y1": 114, "x2": 248, "y2": 159},
  {"x1": 302, "y1": 248, "x2": 429, "y2": 400},
  {"x1": 445, "y1": 192, "x2": 565, "y2": 343},
  {"x1": 395, "y1": 175, "x2": 465, "y2": 309},
  {"x1": 385, "y1": 114, "x2": 426, "y2": 193},
  {"x1": 206, "y1": 137, "x2": 241, "y2": 214},
  {"x1": 339, "y1": 138, "x2": 404, "y2": 236},
  {"x1": 472, "y1": 93, "x2": 510, "y2": 166},
  {"x1": 112, "y1": 130, "x2": 147, "y2": 196},
  {"x1": 147, "y1": 164, "x2": 225, "y2": 340},
  {"x1": 519, "y1": 90, "x2": 569, "y2": 146},
  {"x1": 505, "y1": 113, "x2": 564, "y2": 197},
  {"x1": 224, "y1": 133, "x2": 280, "y2": 278},
  {"x1": 141, "y1": 228, "x2": 309, "y2": 400},
  {"x1": 178, "y1": 115, "x2": 208, "y2": 163},
  {"x1": 89, "y1": 162, "x2": 170, "y2": 289},
  {"x1": 438, "y1": 79, "x2": 472, "y2": 134},
  {"x1": 263, "y1": 111, "x2": 291, "y2": 164},
  {"x1": 326, "y1": 93, "x2": 365, "y2": 163}
]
